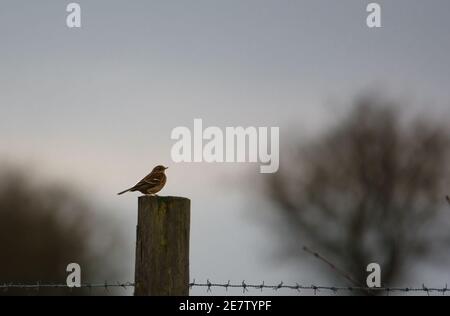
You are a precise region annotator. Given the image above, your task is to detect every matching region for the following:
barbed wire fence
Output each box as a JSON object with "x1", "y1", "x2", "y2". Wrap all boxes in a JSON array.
[
  {"x1": 2, "y1": 198, "x2": 449, "y2": 296},
  {"x1": 4, "y1": 241, "x2": 450, "y2": 295},
  {"x1": 1, "y1": 281, "x2": 449, "y2": 295},
  {"x1": 189, "y1": 280, "x2": 450, "y2": 296},
  {"x1": 2, "y1": 244, "x2": 449, "y2": 295}
]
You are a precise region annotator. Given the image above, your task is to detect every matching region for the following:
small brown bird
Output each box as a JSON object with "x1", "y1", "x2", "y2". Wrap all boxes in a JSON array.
[
  {"x1": 447, "y1": 195, "x2": 450, "y2": 206},
  {"x1": 117, "y1": 165, "x2": 168, "y2": 195}
]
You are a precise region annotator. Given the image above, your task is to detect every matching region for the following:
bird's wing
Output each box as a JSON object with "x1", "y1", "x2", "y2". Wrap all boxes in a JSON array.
[{"x1": 135, "y1": 172, "x2": 163, "y2": 187}]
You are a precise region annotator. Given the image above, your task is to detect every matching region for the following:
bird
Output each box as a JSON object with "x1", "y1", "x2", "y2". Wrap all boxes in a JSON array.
[
  {"x1": 117, "y1": 165, "x2": 168, "y2": 196},
  {"x1": 447, "y1": 195, "x2": 450, "y2": 206}
]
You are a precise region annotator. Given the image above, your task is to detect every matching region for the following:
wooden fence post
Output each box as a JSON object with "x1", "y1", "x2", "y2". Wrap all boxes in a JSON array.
[{"x1": 134, "y1": 196, "x2": 190, "y2": 296}]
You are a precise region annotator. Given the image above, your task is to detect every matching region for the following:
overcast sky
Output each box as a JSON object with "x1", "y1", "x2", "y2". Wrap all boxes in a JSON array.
[{"x1": 1, "y1": 0, "x2": 450, "y2": 295}]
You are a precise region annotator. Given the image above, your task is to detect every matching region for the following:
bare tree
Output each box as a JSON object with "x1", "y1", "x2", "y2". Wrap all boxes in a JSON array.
[
  {"x1": 267, "y1": 97, "x2": 450, "y2": 289},
  {"x1": 0, "y1": 166, "x2": 122, "y2": 295}
]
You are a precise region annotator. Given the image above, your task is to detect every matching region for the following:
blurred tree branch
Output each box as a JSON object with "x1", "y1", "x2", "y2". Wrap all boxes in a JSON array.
[{"x1": 267, "y1": 97, "x2": 450, "y2": 291}]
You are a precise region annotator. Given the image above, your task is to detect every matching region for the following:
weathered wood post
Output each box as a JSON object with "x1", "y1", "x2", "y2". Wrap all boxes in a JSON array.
[{"x1": 134, "y1": 196, "x2": 190, "y2": 296}]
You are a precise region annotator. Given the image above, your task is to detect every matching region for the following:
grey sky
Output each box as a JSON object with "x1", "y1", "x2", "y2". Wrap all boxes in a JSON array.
[{"x1": 1, "y1": 1, "x2": 450, "y2": 295}]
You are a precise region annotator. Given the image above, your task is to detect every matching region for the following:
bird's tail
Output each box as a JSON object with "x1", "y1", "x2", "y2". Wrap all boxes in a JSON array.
[{"x1": 117, "y1": 188, "x2": 132, "y2": 195}]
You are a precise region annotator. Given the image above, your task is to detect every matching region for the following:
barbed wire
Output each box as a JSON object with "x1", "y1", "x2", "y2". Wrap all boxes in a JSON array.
[
  {"x1": 1, "y1": 281, "x2": 449, "y2": 295},
  {"x1": 189, "y1": 280, "x2": 450, "y2": 295},
  {"x1": 0, "y1": 282, "x2": 134, "y2": 292}
]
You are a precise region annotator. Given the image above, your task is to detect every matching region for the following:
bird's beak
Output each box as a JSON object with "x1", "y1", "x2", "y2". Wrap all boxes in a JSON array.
[{"x1": 165, "y1": 167, "x2": 169, "y2": 170}]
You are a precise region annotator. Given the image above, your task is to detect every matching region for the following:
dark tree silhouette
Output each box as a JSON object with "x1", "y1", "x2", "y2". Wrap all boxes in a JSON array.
[
  {"x1": 0, "y1": 166, "x2": 122, "y2": 295},
  {"x1": 267, "y1": 97, "x2": 450, "y2": 289}
]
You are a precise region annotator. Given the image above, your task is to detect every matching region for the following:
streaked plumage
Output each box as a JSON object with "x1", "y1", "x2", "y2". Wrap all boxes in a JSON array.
[{"x1": 118, "y1": 165, "x2": 168, "y2": 195}]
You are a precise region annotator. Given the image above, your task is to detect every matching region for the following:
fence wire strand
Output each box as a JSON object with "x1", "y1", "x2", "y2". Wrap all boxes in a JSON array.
[{"x1": 0, "y1": 281, "x2": 449, "y2": 295}]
